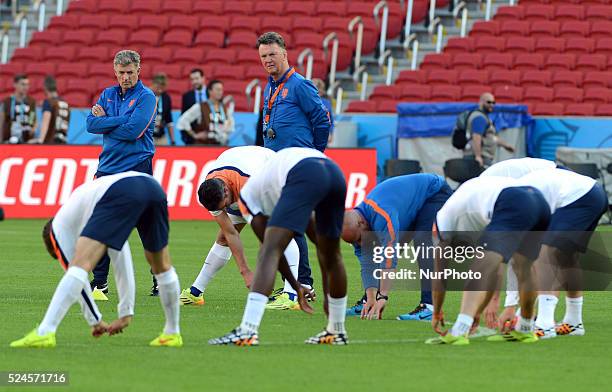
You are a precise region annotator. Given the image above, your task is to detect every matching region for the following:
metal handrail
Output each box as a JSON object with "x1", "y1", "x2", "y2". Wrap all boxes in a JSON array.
[
  {"x1": 18, "y1": 13, "x2": 27, "y2": 48},
  {"x1": 453, "y1": 1, "x2": 468, "y2": 38},
  {"x1": 403, "y1": 0, "x2": 414, "y2": 41},
  {"x1": 378, "y1": 48, "x2": 391, "y2": 69},
  {"x1": 435, "y1": 23, "x2": 444, "y2": 53},
  {"x1": 297, "y1": 48, "x2": 314, "y2": 80},
  {"x1": 360, "y1": 71, "x2": 368, "y2": 101},
  {"x1": 485, "y1": 0, "x2": 493, "y2": 21},
  {"x1": 37, "y1": 0, "x2": 46, "y2": 32},
  {"x1": 428, "y1": 0, "x2": 437, "y2": 27},
  {"x1": 373, "y1": 1, "x2": 389, "y2": 64},
  {"x1": 410, "y1": 39, "x2": 419, "y2": 70},
  {"x1": 1, "y1": 32, "x2": 9, "y2": 64},
  {"x1": 56, "y1": 0, "x2": 64, "y2": 16},
  {"x1": 335, "y1": 87, "x2": 343, "y2": 115},
  {"x1": 245, "y1": 79, "x2": 262, "y2": 114},
  {"x1": 348, "y1": 16, "x2": 364, "y2": 80},
  {"x1": 385, "y1": 56, "x2": 394, "y2": 86},
  {"x1": 323, "y1": 32, "x2": 339, "y2": 87},
  {"x1": 428, "y1": 16, "x2": 441, "y2": 35},
  {"x1": 222, "y1": 95, "x2": 236, "y2": 115}
]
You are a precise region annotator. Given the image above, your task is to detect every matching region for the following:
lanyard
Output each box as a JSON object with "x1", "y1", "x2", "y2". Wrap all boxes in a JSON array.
[
  {"x1": 10, "y1": 96, "x2": 27, "y2": 123},
  {"x1": 264, "y1": 68, "x2": 295, "y2": 124},
  {"x1": 207, "y1": 101, "x2": 226, "y2": 124}
]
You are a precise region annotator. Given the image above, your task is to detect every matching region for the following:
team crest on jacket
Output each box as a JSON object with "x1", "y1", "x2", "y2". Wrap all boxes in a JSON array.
[
  {"x1": 281, "y1": 88, "x2": 289, "y2": 99},
  {"x1": 129, "y1": 99, "x2": 136, "y2": 107}
]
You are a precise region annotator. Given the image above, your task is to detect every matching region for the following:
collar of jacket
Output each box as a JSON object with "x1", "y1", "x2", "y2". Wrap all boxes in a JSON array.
[
  {"x1": 268, "y1": 66, "x2": 294, "y2": 87},
  {"x1": 117, "y1": 80, "x2": 144, "y2": 99}
]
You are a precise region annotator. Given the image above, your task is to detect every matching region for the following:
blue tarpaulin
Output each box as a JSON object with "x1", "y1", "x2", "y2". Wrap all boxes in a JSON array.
[{"x1": 397, "y1": 103, "x2": 532, "y2": 138}]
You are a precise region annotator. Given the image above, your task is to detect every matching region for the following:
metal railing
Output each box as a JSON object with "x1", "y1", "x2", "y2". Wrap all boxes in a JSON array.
[
  {"x1": 245, "y1": 79, "x2": 262, "y2": 114},
  {"x1": 453, "y1": 1, "x2": 468, "y2": 38},
  {"x1": 360, "y1": 71, "x2": 368, "y2": 101},
  {"x1": 17, "y1": 12, "x2": 27, "y2": 48},
  {"x1": 1, "y1": 31, "x2": 9, "y2": 64},
  {"x1": 373, "y1": 1, "x2": 389, "y2": 65},
  {"x1": 410, "y1": 39, "x2": 419, "y2": 70},
  {"x1": 56, "y1": 0, "x2": 64, "y2": 16},
  {"x1": 335, "y1": 87, "x2": 343, "y2": 115},
  {"x1": 485, "y1": 0, "x2": 493, "y2": 21},
  {"x1": 428, "y1": 0, "x2": 437, "y2": 27},
  {"x1": 36, "y1": 0, "x2": 46, "y2": 32},
  {"x1": 297, "y1": 48, "x2": 314, "y2": 80},
  {"x1": 323, "y1": 32, "x2": 339, "y2": 87},
  {"x1": 385, "y1": 56, "x2": 394, "y2": 86},
  {"x1": 348, "y1": 16, "x2": 364, "y2": 81},
  {"x1": 403, "y1": 0, "x2": 414, "y2": 40}
]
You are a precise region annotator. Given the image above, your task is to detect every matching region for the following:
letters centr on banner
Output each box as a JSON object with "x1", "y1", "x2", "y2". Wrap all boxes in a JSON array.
[{"x1": 0, "y1": 145, "x2": 376, "y2": 220}]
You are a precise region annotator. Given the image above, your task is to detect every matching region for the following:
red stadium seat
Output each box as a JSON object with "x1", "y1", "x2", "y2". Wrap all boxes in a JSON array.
[
  {"x1": 63, "y1": 92, "x2": 92, "y2": 108},
  {"x1": 152, "y1": 64, "x2": 182, "y2": 80},
  {"x1": 594, "y1": 38, "x2": 612, "y2": 55},
  {"x1": 430, "y1": 86, "x2": 461, "y2": 102},
  {"x1": 565, "y1": 38, "x2": 595, "y2": 55},
  {"x1": 426, "y1": 70, "x2": 458, "y2": 85},
  {"x1": 369, "y1": 85, "x2": 400, "y2": 100},
  {"x1": 461, "y1": 85, "x2": 491, "y2": 101},
  {"x1": 554, "y1": 5, "x2": 585, "y2": 22},
  {"x1": 193, "y1": 31, "x2": 225, "y2": 49},
  {"x1": 56, "y1": 63, "x2": 88, "y2": 78},
  {"x1": 88, "y1": 63, "x2": 112, "y2": 78},
  {"x1": 594, "y1": 104, "x2": 612, "y2": 116},
  {"x1": 63, "y1": 29, "x2": 95, "y2": 46},
  {"x1": 229, "y1": 16, "x2": 261, "y2": 34},
  {"x1": 585, "y1": 5, "x2": 612, "y2": 22},
  {"x1": 523, "y1": 4, "x2": 554, "y2": 21},
  {"x1": 292, "y1": 16, "x2": 323, "y2": 34},
  {"x1": 25, "y1": 63, "x2": 56, "y2": 78},
  {"x1": 223, "y1": 80, "x2": 248, "y2": 95},
  {"x1": 396, "y1": 70, "x2": 427, "y2": 85},
  {"x1": 559, "y1": 21, "x2": 590, "y2": 38},
  {"x1": 107, "y1": 15, "x2": 138, "y2": 30},
  {"x1": 470, "y1": 21, "x2": 500, "y2": 36},
  {"x1": 244, "y1": 65, "x2": 265, "y2": 81},
  {"x1": 48, "y1": 14, "x2": 78, "y2": 30},
  {"x1": 199, "y1": 16, "x2": 230, "y2": 33},
  {"x1": 564, "y1": 103, "x2": 594, "y2": 116},
  {"x1": 77, "y1": 47, "x2": 111, "y2": 63},
  {"x1": 129, "y1": 30, "x2": 162, "y2": 47},
  {"x1": 321, "y1": 16, "x2": 352, "y2": 35},
  {"x1": 260, "y1": 17, "x2": 292, "y2": 37},
  {"x1": 584, "y1": 88, "x2": 612, "y2": 104},
  {"x1": 474, "y1": 37, "x2": 505, "y2": 53},
  {"x1": 141, "y1": 47, "x2": 173, "y2": 64},
  {"x1": 222, "y1": 1, "x2": 254, "y2": 16},
  {"x1": 494, "y1": 6, "x2": 524, "y2": 21},
  {"x1": 346, "y1": 100, "x2": 376, "y2": 113},
  {"x1": 545, "y1": 54, "x2": 576, "y2": 71},
  {"x1": 138, "y1": 15, "x2": 169, "y2": 32},
  {"x1": 169, "y1": 16, "x2": 199, "y2": 34},
  {"x1": 554, "y1": 87, "x2": 584, "y2": 104},
  {"x1": 494, "y1": 85, "x2": 523, "y2": 103},
  {"x1": 534, "y1": 37, "x2": 564, "y2": 54},
  {"x1": 66, "y1": 79, "x2": 97, "y2": 95},
  {"x1": 521, "y1": 71, "x2": 552, "y2": 87},
  {"x1": 400, "y1": 84, "x2": 431, "y2": 101},
  {"x1": 97, "y1": 30, "x2": 127, "y2": 46},
  {"x1": 499, "y1": 20, "x2": 529, "y2": 37},
  {"x1": 29, "y1": 30, "x2": 62, "y2": 47},
  {"x1": 285, "y1": 1, "x2": 315, "y2": 16},
  {"x1": 161, "y1": 0, "x2": 193, "y2": 15},
  {"x1": 458, "y1": 70, "x2": 488, "y2": 86},
  {"x1": 227, "y1": 31, "x2": 258, "y2": 49},
  {"x1": 451, "y1": 53, "x2": 483, "y2": 70},
  {"x1": 514, "y1": 53, "x2": 544, "y2": 70},
  {"x1": 67, "y1": 0, "x2": 97, "y2": 14},
  {"x1": 482, "y1": 53, "x2": 514, "y2": 70},
  {"x1": 504, "y1": 36, "x2": 535, "y2": 54},
  {"x1": 205, "y1": 49, "x2": 237, "y2": 66},
  {"x1": 575, "y1": 54, "x2": 606, "y2": 72},
  {"x1": 532, "y1": 103, "x2": 564, "y2": 116},
  {"x1": 420, "y1": 53, "x2": 451, "y2": 70},
  {"x1": 523, "y1": 86, "x2": 554, "y2": 102},
  {"x1": 376, "y1": 100, "x2": 399, "y2": 113},
  {"x1": 489, "y1": 70, "x2": 521, "y2": 87},
  {"x1": 213, "y1": 65, "x2": 246, "y2": 81},
  {"x1": 161, "y1": 31, "x2": 193, "y2": 47},
  {"x1": 79, "y1": 15, "x2": 109, "y2": 30},
  {"x1": 130, "y1": 0, "x2": 162, "y2": 14},
  {"x1": 192, "y1": 1, "x2": 223, "y2": 16},
  {"x1": 253, "y1": 1, "x2": 284, "y2": 16},
  {"x1": 97, "y1": 0, "x2": 126, "y2": 15},
  {"x1": 11, "y1": 47, "x2": 43, "y2": 62},
  {"x1": 43, "y1": 46, "x2": 76, "y2": 62},
  {"x1": 589, "y1": 21, "x2": 612, "y2": 39},
  {"x1": 166, "y1": 80, "x2": 191, "y2": 96},
  {"x1": 0, "y1": 62, "x2": 25, "y2": 78},
  {"x1": 444, "y1": 38, "x2": 474, "y2": 54},
  {"x1": 235, "y1": 50, "x2": 261, "y2": 67},
  {"x1": 551, "y1": 71, "x2": 583, "y2": 88},
  {"x1": 529, "y1": 21, "x2": 560, "y2": 37},
  {"x1": 583, "y1": 72, "x2": 612, "y2": 89},
  {"x1": 317, "y1": 1, "x2": 347, "y2": 18},
  {"x1": 173, "y1": 49, "x2": 205, "y2": 66}
]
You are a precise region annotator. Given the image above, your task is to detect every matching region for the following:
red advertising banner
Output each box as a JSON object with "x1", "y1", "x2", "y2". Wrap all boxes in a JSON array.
[{"x1": 0, "y1": 145, "x2": 376, "y2": 220}]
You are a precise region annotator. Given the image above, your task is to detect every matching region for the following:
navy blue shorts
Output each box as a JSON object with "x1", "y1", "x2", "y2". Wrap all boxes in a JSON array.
[
  {"x1": 81, "y1": 176, "x2": 169, "y2": 252},
  {"x1": 543, "y1": 183, "x2": 608, "y2": 253},
  {"x1": 481, "y1": 186, "x2": 551, "y2": 262},
  {"x1": 268, "y1": 158, "x2": 346, "y2": 239},
  {"x1": 95, "y1": 157, "x2": 153, "y2": 178}
]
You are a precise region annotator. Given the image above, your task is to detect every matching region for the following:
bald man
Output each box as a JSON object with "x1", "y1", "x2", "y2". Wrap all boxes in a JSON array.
[
  {"x1": 464, "y1": 93, "x2": 515, "y2": 168},
  {"x1": 342, "y1": 174, "x2": 453, "y2": 321}
]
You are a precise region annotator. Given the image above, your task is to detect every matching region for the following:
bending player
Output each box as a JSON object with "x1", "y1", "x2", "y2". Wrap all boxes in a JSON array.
[
  {"x1": 179, "y1": 146, "x2": 305, "y2": 310},
  {"x1": 341, "y1": 173, "x2": 453, "y2": 321},
  {"x1": 427, "y1": 176, "x2": 551, "y2": 345},
  {"x1": 209, "y1": 147, "x2": 348, "y2": 345},
  {"x1": 10, "y1": 172, "x2": 182, "y2": 348}
]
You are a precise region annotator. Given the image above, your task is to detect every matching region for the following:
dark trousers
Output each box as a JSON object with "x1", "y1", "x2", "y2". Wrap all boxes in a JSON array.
[{"x1": 295, "y1": 233, "x2": 313, "y2": 287}]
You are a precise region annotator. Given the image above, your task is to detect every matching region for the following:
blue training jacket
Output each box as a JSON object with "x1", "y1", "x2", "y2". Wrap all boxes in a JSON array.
[
  {"x1": 262, "y1": 67, "x2": 331, "y2": 152},
  {"x1": 86, "y1": 80, "x2": 156, "y2": 174},
  {"x1": 353, "y1": 174, "x2": 447, "y2": 289}
]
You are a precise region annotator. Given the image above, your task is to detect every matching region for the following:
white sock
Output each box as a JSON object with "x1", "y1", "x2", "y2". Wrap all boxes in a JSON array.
[
  {"x1": 535, "y1": 294, "x2": 558, "y2": 329},
  {"x1": 563, "y1": 296, "x2": 583, "y2": 325},
  {"x1": 239, "y1": 292, "x2": 268, "y2": 334},
  {"x1": 192, "y1": 243, "x2": 232, "y2": 293},
  {"x1": 326, "y1": 295, "x2": 347, "y2": 334},
  {"x1": 156, "y1": 267, "x2": 181, "y2": 335},
  {"x1": 38, "y1": 267, "x2": 89, "y2": 335},
  {"x1": 517, "y1": 316, "x2": 534, "y2": 333},
  {"x1": 450, "y1": 313, "x2": 473, "y2": 337},
  {"x1": 282, "y1": 240, "x2": 300, "y2": 296}
]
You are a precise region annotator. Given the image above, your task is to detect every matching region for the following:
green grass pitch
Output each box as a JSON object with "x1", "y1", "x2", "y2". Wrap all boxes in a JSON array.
[{"x1": 1, "y1": 220, "x2": 611, "y2": 391}]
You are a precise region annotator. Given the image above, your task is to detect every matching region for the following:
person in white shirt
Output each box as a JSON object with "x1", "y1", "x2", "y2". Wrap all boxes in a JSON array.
[
  {"x1": 10, "y1": 172, "x2": 183, "y2": 348},
  {"x1": 480, "y1": 157, "x2": 556, "y2": 178},
  {"x1": 427, "y1": 176, "x2": 551, "y2": 345},
  {"x1": 209, "y1": 148, "x2": 349, "y2": 346}
]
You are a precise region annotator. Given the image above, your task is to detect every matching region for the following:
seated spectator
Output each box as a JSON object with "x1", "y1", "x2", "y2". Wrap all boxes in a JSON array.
[
  {"x1": 151, "y1": 73, "x2": 176, "y2": 146},
  {"x1": 177, "y1": 80, "x2": 234, "y2": 145},
  {"x1": 312, "y1": 78, "x2": 334, "y2": 144},
  {"x1": 1, "y1": 74, "x2": 37, "y2": 143},
  {"x1": 35, "y1": 75, "x2": 70, "y2": 144}
]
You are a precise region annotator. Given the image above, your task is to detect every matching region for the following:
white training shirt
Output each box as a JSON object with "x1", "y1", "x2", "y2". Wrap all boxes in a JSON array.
[
  {"x1": 52, "y1": 171, "x2": 144, "y2": 319},
  {"x1": 239, "y1": 147, "x2": 327, "y2": 222},
  {"x1": 206, "y1": 146, "x2": 276, "y2": 217},
  {"x1": 480, "y1": 157, "x2": 556, "y2": 178},
  {"x1": 516, "y1": 168, "x2": 596, "y2": 213},
  {"x1": 436, "y1": 176, "x2": 520, "y2": 234}
]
